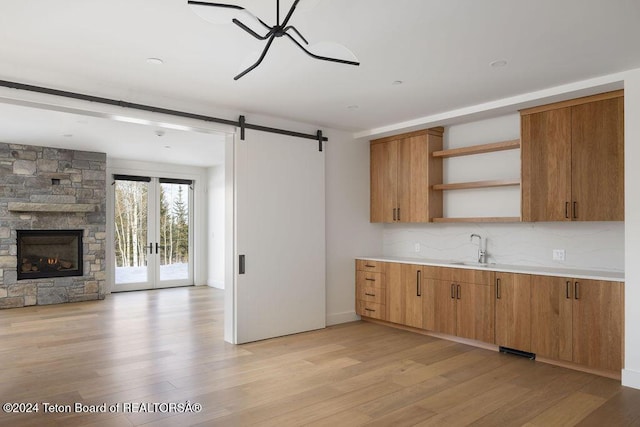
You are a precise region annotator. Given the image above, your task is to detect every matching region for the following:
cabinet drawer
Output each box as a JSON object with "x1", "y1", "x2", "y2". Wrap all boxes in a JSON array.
[
  {"x1": 357, "y1": 300, "x2": 386, "y2": 320},
  {"x1": 357, "y1": 282, "x2": 386, "y2": 304},
  {"x1": 356, "y1": 259, "x2": 384, "y2": 273},
  {"x1": 356, "y1": 271, "x2": 384, "y2": 288}
]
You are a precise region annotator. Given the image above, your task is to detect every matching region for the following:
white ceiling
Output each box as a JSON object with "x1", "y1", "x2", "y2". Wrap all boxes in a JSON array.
[{"x1": 0, "y1": 0, "x2": 639, "y2": 161}]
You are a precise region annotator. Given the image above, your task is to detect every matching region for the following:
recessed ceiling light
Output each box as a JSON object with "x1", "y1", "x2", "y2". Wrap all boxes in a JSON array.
[
  {"x1": 347, "y1": 105, "x2": 359, "y2": 110},
  {"x1": 164, "y1": 145, "x2": 171, "y2": 149},
  {"x1": 392, "y1": 80, "x2": 404, "y2": 85},
  {"x1": 146, "y1": 57, "x2": 164, "y2": 65},
  {"x1": 490, "y1": 59, "x2": 508, "y2": 68}
]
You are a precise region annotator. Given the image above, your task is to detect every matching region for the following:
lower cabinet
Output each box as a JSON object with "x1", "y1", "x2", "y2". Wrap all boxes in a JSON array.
[
  {"x1": 426, "y1": 276, "x2": 494, "y2": 343},
  {"x1": 355, "y1": 261, "x2": 387, "y2": 321},
  {"x1": 531, "y1": 276, "x2": 623, "y2": 372},
  {"x1": 495, "y1": 273, "x2": 532, "y2": 352},
  {"x1": 356, "y1": 259, "x2": 623, "y2": 376}
]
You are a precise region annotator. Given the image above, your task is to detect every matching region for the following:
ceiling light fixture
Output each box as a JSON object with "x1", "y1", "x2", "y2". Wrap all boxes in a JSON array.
[
  {"x1": 392, "y1": 80, "x2": 404, "y2": 85},
  {"x1": 188, "y1": 0, "x2": 360, "y2": 80},
  {"x1": 146, "y1": 57, "x2": 164, "y2": 65},
  {"x1": 490, "y1": 59, "x2": 508, "y2": 68},
  {"x1": 347, "y1": 105, "x2": 359, "y2": 110}
]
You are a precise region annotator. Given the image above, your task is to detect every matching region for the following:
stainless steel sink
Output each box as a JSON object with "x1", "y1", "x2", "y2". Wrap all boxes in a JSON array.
[{"x1": 449, "y1": 261, "x2": 496, "y2": 268}]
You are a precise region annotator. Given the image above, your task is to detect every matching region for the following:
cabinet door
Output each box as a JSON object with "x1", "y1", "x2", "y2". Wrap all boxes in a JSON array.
[
  {"x1": 571, "y1": 97, "x2": 624, "y2": 221},
  {"x1": 530, "y1": 276, "x2": 573, "y2": 361},
  {"x1": 431, "y1": 279, "x2": 457, "y2": 336},
  {"x1": 521, "y1": 108, "x2": 572, "y2": 222},
  {"x1": 572, "y1": 279, "x2": 623, "y2": 371},
  {"x1": 402, "y1": 264, "x2": 423, "y2": 328},
  {"x1": 386, "y1": 262, "x2": 404, "y2": 325},
  {"x1": 397, "y1": 135, "x2": 429, "y2": 222},
  {"x1": 495, "y1": 273, "x2": 531, "y2": 351},
  {"x1": 370, "y1": 140, "x2": 397, "y2": 223},
  {"x1": 456, "y1": 281, "x2": 495, "y2": 343}
]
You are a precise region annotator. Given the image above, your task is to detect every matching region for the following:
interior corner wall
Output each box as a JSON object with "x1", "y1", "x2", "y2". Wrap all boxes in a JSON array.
[
  {"x1": 207, "y1": 164, "x2": 225, "y2": 289},
  {"x1": 623, "y1": 68, "x2": 640, "y2": 389},
  {"x1": 325, "y1": 129, "x2": 383, "y2": 326}
]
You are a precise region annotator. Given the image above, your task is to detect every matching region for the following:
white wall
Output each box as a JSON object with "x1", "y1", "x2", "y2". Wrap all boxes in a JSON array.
[
  {"x1": 325, "y1": 129, "x2": 383, "y2": 325},
  {"x1": 207, "y1": 164, "x2": 225, "y2": 289},
  {"x1": 105, "y1": 158, "x2": 209, "y2": 291},
  {"x1": 623, "y1": 68, "x2": 640, "y2": 388}
]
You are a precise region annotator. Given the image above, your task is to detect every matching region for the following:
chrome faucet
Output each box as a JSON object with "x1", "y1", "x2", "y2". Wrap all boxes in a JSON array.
[{"x1": 470, "y1": 234, "x2": 487, "y2": 264}]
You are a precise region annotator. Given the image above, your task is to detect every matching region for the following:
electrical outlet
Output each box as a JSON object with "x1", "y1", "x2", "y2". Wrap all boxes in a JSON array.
[
  {"x1": 414, "y1": 243, "x2": 420, "y2": 253},
  {"x1": 552, "y1": 249, "x2": 565, "y2": 261}
]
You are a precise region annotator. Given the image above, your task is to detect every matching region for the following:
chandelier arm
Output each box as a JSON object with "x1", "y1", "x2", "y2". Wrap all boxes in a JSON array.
[
  {"x1": 187, "y1": 1, "x2": 271, "y2": 30},
  {"x1": 283, "y1": 26, "x2": 309, "y2": 45},
  {"x1": 232, "y1": 19, "x2": 274, "y2": 40},
  {"x1": 280, "y1": 0, "x2": 302, "y2": 28},
  {"x1": 284, "y1": 33, "x2": 360, "y2": 66},
  {"x1": 234, "y1": 34, "x2": 278, "y2": 80}
]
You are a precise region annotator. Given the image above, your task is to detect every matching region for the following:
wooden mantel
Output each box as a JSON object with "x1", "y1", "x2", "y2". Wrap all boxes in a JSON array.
[{"x1": 8, "y1": 202, "x2": 98, "y2": 213}]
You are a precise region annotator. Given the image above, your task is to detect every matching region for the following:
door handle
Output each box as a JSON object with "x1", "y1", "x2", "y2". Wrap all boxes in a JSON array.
[
  {"x1": 416, "y1": 270, "x2": 422, "y2": 297},
  {"x1": 574, "y1": 281, "x2": 580, "y2": 300},
  {"x1": 573, "y1": 202, "x2": 578, "y2": 219},
  {"x1": 397, "y1": 207, "x2": 401, "y2": 221},
  {"x1": 148, "y1": 243, "x2": 153, "y2": 254},
  {"x1": 566, "y1": 281, "x2": 571, "y2": 299},
  {"x1": 565, "y1": 202, "x2": 569, "y2": 219},
  {"x1": 450, "y1": 283, "x2": 455, "y2": 299},
  {"x1": 456, "y1": 284, "x2": 461, "y2": 300},
  {"x1": 496, "y1": 278, "x2": 501, "y2": 299},
  {"x1": 239, "y1": 255, "x2": 246, "y2": 275}
]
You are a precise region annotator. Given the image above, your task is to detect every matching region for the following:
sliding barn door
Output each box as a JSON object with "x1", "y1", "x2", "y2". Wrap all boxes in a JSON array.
[{"x1": 234, "y1": 133, "x2": 325, "y2": 343}]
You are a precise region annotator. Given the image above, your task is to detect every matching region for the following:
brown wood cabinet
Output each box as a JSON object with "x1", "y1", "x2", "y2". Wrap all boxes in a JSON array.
[
  {"x1": 495, "y1": 272, "x2": 532, "y2": 352},
  {"x1": 355, "y1": 260, "x2": 387, "y2": 321},
  {"x1": 530, "y1": 276, "x2": 623, "y2": 372},
  {"x1": 424, "y1": 267, "x2": 494, "y2": 343},
  {"x1": 521, "y1": 91, "x2": 624, "y2": 222},
  {"x1": 370, "y1": 128, "x2": 443, "y2": 223},
  {"x1": 386, "y1": 263, "x2": 427, "y2": 329}
]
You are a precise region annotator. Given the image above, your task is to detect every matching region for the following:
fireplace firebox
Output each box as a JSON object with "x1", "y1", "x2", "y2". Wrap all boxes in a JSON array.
[{"x1": 17, "y1": 230, "x2": 84, "y2": 280}]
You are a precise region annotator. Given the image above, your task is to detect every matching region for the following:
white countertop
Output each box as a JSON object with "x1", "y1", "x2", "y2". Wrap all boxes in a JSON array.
[{"x1": 357, "y1": 256, "x2": 625, "y2": 282}]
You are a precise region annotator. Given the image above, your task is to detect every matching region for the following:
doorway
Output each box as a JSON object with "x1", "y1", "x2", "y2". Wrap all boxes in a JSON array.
[{"x1": 113, "y1": 175, "x2": 194, "y2": 291}]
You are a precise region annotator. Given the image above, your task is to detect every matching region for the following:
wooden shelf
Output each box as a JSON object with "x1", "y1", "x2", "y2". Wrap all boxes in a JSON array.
[
  {"x1": 433, "y1": 179, "x2": 520, "y2": 191},
  {"x1": 432, "y1": 139, "x2": 520, "y2": 158},
  {"x1": 433, "y1": 217, "x2": 521, "y2": 223}
]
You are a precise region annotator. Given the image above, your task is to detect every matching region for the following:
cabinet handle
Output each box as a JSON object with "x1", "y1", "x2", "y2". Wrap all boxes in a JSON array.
[
  {"x1": 496, "y1": 278, "x2": 501, "y2": 299},
  {"x1": 364, "y1": 264, "x2": 376, "y2": 268},
  {"x1": 573, "y1": 202, "x2": 578, "y2": 219},
  {"x1": 450, "y1": 284, "x2": 455, "y2": 299},
  {"x1": 574, "y1": 281, "x2": 580, "y2": 300},
  {"x1": 566, "y1": 281, "x2": 571, "y2": 299},
  {"x1": 397, "y1": 207, "x2": 401, "y2": 221},
  {"x1": 365, "y1": 308, "x2": 376, "y2": 313},
  {"x1": 364, "y1": 292, "x2": 376, "y2": 297},
  {"x1": 416, "y1": 270, "x2": 422, "y2": 297},
  {"x1": 393, "y1": 208, "x2": 397, "y2": 221},
  {"x1": 456, "y1": 284, "x2": 461, "y2": 300},
  {"x1": 365, "y1": 278, "x2": 376, "y2": 282},
  {"x1": 565, "y1": 202, "x2": 570, "y2": 219}
]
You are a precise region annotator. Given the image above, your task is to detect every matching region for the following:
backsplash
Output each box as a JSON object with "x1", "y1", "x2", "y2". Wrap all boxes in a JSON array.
[{"x1": 383, "y1": 222, "x2": 624, "y2": 272}]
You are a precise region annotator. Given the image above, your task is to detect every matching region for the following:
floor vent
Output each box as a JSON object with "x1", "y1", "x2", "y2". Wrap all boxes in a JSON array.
[{"x1": 499, "y1": 346, "x2": 536, "y2": 360}]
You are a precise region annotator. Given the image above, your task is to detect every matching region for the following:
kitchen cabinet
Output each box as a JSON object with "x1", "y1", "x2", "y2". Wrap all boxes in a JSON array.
[
  {"x1": 425, "y1": 268, "x2": 494, "y2": 343},
  {"x1": 530, "y1": 276, "x2": 623, "y2": 372},
  {"x1": 355, "y1": 260, "x2": 387, "y2": 321},
  {"x1": 495, "y1": 272, "x2": 532, "y2": 352},
  {"x1": 521, "y1": 91, "x2": 624, "y2": 222},
  {"x1": 387, "y1": 263, "x2": 427, "y2": 329},
  {"x1": 370, "y1": 128, "x2": 443, "y2": 223}
]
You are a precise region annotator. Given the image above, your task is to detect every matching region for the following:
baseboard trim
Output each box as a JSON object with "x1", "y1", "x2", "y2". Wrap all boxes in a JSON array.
[
  {"x1": 326, "y1": 310, "x2": 359, "y2": 326},
  {"x1": 622, "y1": 369, "x2": 640, "y2": 389},
  {"x1": 207, "y1": 281, "x2": 225, "y2": 290}
]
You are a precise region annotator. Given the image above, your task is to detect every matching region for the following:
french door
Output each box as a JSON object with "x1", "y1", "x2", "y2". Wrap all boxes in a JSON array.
[{"x1": 113, "y1": 175, "x2": 193, "y2": 291}]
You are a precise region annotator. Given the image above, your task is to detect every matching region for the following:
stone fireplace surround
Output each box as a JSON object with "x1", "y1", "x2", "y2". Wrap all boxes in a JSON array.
[{"x1": 0, "y1": 142, "x2": 106, "y2": 308}]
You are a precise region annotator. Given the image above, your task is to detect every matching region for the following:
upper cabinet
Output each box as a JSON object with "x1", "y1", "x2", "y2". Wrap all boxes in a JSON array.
[
  {"x1": 370, "y1": 128, "x2": 443, "y2": 223},
  {"x1": 521, "y1": 91, "x2": 624, "y2": 222}
]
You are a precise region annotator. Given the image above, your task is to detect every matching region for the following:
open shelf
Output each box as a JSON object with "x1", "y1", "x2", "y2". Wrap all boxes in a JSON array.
[
  {"x1": 432, "y1": 139, "x2": 520, "y2": 158},
  {"x1": 433, "y1": 179, "x2": 520, "y2": 191},
  {"x1": 433, "y1": 217, "x2": 521, "y2": 223}
]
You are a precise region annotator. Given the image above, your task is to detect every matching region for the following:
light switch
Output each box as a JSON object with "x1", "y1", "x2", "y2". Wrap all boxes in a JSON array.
[{"x1": 552, "y1": 249, "x2": 565, "y2": 261}]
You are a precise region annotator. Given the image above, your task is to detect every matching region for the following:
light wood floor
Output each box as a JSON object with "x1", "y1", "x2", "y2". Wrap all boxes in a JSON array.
[{"x1": 1, "y1": 286, "x2": 639, "y2": 426}]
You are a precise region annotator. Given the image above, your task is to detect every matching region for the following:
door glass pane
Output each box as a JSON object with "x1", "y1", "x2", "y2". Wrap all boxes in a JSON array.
[
  {"x1": 159, "y1": 182, "x2": 190, "y2": 281},
  {"x1": 114, "y1": 180, "x2": 149, "y2": 284}
]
